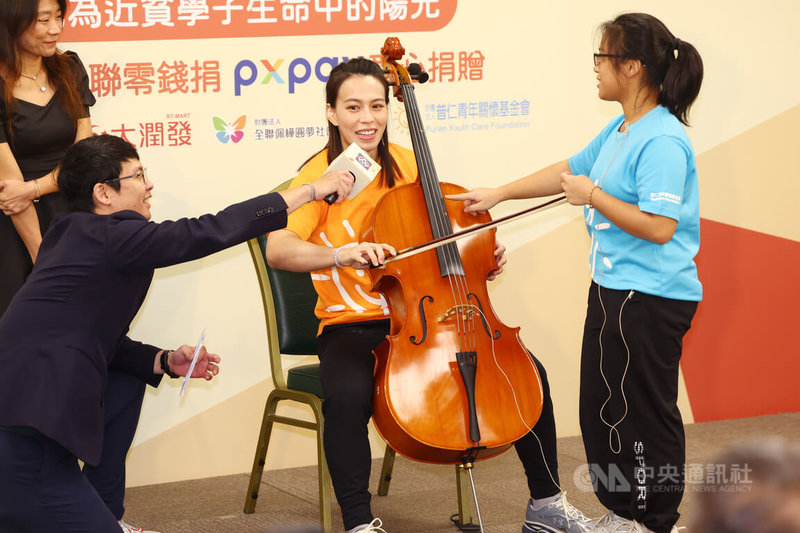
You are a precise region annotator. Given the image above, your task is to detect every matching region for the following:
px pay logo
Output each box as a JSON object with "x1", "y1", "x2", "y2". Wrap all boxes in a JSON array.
[{"x1": 234, "y1": 55, "x2": 353, "y2": 96}]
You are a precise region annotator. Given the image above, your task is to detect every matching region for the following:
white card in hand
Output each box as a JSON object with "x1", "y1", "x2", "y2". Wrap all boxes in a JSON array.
[
  {"x1": 179, "y1": 329, "x2": 206, "y2": 398},
  {"x1": 326, "y1": 143, "x2": 381, "y2": 200}
]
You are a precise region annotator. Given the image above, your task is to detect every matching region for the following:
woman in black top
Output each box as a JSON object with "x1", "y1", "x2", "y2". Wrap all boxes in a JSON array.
[{"x1": 0, "y1": 0, "x2": 95, "y2": 316}]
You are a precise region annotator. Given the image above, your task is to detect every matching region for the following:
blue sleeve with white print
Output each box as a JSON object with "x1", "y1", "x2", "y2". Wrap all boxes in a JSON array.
[
  {"x1": 635, "y1": 136, "x2": 688, "y2": 221},
  {"x1": 568, "y1": 117, "x2": 622, "y2": 177}
]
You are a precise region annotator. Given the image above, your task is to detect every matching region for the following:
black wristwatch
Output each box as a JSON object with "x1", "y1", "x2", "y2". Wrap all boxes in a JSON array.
[{"x1": 160, "y1": 349, "x2": 179, "y2": 378}]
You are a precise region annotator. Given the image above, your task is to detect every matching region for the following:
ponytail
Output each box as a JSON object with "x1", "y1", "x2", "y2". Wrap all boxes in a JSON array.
[
  {"x1": 601, "y1": 13, "x2": 703, "y2": 125},
  {"x1": 659, "y1": 38, "x2": 703, "y2": 125}
]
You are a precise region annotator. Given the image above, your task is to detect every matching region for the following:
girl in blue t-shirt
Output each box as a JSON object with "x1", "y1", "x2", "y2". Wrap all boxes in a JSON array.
[{"x1": 449, "y1": 12, "x2": 703, "y2": 533}]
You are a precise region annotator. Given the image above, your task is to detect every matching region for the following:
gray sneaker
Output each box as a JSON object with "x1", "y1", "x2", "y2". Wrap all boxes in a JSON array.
[
  {"x1": 591, "y1": 512, "x2": 684, "y2": 533},
  {"x1": 522, "y1": 492, "x2": 594, "y2": 533}
]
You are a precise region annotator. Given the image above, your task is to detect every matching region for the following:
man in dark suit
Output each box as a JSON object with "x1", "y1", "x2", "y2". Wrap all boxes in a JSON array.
[{"x1": 0, "y1": 134, "x2": 353, "y2": 532}]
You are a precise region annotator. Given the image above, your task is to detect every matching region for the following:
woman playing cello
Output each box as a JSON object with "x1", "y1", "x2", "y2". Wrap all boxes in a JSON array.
[{"x1": 266, "y1": 56, "x2": 592, "y2": 533}]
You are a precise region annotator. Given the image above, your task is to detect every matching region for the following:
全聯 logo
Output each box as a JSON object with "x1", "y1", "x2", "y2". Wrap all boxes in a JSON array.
[{"x1": 213, "y1": 115, "x2": 246, "y2": 144}]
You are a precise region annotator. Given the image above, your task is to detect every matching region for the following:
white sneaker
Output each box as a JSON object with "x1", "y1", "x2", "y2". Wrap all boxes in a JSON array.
[
  {"x1": 523, "y1": 491, "x2": 594, "y2": 532},
  {"x1": 350, "y1": 518, "x2": 387, "y2": 532},
  {"x1": 118, "y1": 519, "x2": 161, "y2": 533},
  {"x1": 630, "y1": 523, "x2": 684, "y2": 533},
  {"x1": 591, "y1": 512, "x2": 643, "y2": 533}
]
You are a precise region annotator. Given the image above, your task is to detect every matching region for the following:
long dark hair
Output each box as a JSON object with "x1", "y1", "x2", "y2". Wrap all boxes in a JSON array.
[
  {"x1": 0, "y1": 0, "x2": 85, "y2": 142},
  {"x1": 601, "y1": 13, "x2": 703, "y2": 125},
  {"x1": 302, "y1": 57, "x2": 401, "y2": 188}
]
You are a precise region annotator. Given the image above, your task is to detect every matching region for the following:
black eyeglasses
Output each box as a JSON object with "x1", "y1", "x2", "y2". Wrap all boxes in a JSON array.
[
  {"x1": 593, "y1": 53, "x2": 626, "y2": 66},
  {"x1": 103, "y1": 168, "x2": 147, "y2": 185}
]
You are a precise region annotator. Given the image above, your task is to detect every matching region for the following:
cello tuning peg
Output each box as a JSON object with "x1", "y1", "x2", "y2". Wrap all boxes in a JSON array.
[{"x1": 407, "y1": 63, "x2": 429, "y2": 83}]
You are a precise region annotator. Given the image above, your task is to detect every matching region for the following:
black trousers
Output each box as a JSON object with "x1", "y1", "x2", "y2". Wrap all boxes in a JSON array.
[
  {"x1": 579, "y1": 282, "x2": 697, "y2": 533},
  {"x1": 0, "y1": 429, "x2": 121, "y2": 532},
  {"x1": 0, "y1": 370, "x2": 146, "y2": 531},
  {"x1": 84, "y1": 370, "x2": 147, "y2": 520},
  {"x1": 318, "y1": 320, "x2": 560, "y2": 530}
]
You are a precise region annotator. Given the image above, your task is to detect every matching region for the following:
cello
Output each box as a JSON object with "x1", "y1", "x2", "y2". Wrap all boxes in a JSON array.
[{"x1": 364, "y1": 37, "x2": 545, "y2": 466}]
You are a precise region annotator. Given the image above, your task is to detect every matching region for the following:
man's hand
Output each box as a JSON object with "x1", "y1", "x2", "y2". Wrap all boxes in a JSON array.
[
  {"x1": 168, "y1": 344, "x2": 221, "y2": 381},
  {"x1": 312, "y1": 170, "x2": 355, "y2": 204}
]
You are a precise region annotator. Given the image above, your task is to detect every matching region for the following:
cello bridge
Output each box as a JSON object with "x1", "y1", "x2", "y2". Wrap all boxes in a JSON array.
[{"x1": 438, "y1": 305, "x2": 476, "y2": 322}]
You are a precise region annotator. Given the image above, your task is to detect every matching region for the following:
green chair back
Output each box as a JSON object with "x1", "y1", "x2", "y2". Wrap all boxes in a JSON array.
[
  {"x1": 248, "y1": 177, "x2": 324, "y2": 397},
  {"x1": 254, "y1": 234, "x2": 320, "y2": 355}
]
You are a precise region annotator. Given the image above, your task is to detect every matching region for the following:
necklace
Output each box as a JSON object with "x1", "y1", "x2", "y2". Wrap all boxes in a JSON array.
[{"x1": 20, "y1": 67, "x2": 47, "y2": 93}]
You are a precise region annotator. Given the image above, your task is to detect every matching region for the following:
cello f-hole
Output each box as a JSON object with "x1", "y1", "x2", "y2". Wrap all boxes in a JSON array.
[{"x1": 409, "y1": 295, "x2": 434, "y2": 345}]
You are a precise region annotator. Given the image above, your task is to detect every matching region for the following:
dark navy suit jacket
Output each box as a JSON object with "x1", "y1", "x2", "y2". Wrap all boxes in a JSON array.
[{"x1": 0, "y1": 192, "x2": 288, "y2": 465}]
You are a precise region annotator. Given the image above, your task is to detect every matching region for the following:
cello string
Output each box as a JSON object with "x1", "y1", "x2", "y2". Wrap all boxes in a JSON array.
[
  {"x1": 409, "y1": 90, "x2": 523, "y2": 440},
  {"x1": 402, "y1": 84, "x2": 475, "y2": 352}
]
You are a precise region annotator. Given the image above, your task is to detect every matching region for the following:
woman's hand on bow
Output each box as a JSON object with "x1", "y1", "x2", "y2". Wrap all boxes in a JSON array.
[{"x1": 336, "y1": 242, "x2": 397, "y2": 269}]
